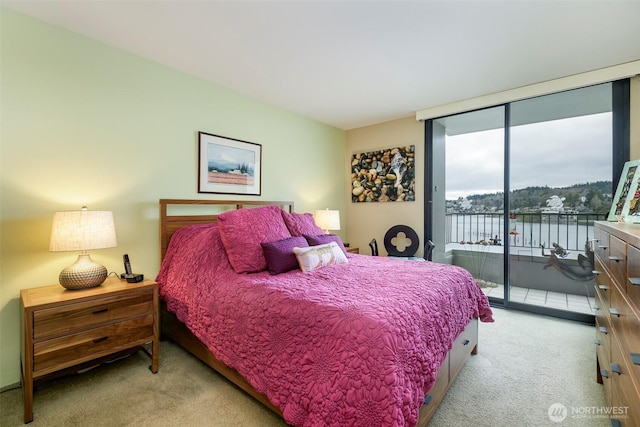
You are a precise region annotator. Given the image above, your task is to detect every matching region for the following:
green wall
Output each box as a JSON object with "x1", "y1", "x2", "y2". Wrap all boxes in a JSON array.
[{"x1": 0, "y1": 8, "x2": 346, "y2": 389}]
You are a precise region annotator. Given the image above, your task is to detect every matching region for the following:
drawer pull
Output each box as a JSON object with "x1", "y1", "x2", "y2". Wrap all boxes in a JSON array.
[
  {"x1": 462, "y1": 339, "x2": 470, "y2": 346},
  {"x1": 610, "y1": 363, "x2": 621, "y2": 375},
  {"x1": 594, "y1": 304, "x2": 600, "y2": 311},
  {"x1": 598, "y1": 284, "x2": 608, "y2": 291},
  {"x1": 423, "y1": 395, "x2": 432, "y2": 404},
  {"x1": 631, "y1": 353, "x2": 640, "y2": 366},
  {"x1": 629, "y1": 277, "x2": 640, "y2": 286},
  {"x1": 598, "y1": 245, "x2": 608, "y2": 250},
  {"x1": 608, "y1": 256, "x2": 621, "y2": 262},
  {"x1": 92, "y1": 308, "x2": 108, "y2": 315},
  {"x1": 93, "y1": 336, "x2": 109, "y2": 344},
  {"x1": 594, "y1": 339, "x2": 601, "y2": 346},
  {"x1": 599, "y1": 326, "x2": 608, "y2": 334},
  {"x1": 600, "y1": 369, "x2": 609, "y2": 379},
  {"x1": 609, "y1": 308, "x2": 620, "y2": 317},
  {"x1": 592, "y1": 270, "x2": 601, "y2": 276}
]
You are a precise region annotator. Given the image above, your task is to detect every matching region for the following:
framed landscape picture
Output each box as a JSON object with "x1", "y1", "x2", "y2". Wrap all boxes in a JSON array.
[
  {"x1": 608, "y1": 159, "x2": 640, "y2": 221},
  {"x1": 198, "y1": 132, "x2": 262, "y2": 195}
]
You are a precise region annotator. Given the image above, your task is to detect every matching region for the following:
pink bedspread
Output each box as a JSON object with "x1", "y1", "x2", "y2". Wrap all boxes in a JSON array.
[{"x1": 156, "y1": 224, "x2": 493, "y2": 427}]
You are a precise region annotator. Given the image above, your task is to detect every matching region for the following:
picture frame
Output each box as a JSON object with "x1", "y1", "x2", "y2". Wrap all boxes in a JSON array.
[
  {"x1": 350, "y1": 145, "x2": 415, "y2": 202},
  {"x1": 608, "y1": 159, "x2": 640, "y2": 221},
  {"x1": 198, "y1": 132, "x2": 262, "y2": 195},
  {"x1": 621, "y1": 161, "x2": 640, "y2": 222}
]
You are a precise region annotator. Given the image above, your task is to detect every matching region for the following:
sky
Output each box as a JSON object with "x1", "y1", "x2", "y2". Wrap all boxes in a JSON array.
[{"x1": 445, "y1": 112, "x2": 613, "y2": 200}]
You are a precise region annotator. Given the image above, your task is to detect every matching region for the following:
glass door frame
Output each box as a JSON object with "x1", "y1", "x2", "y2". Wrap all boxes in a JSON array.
[{"x1": 423, "y1": 79, "x2": 630, "y2": 323}]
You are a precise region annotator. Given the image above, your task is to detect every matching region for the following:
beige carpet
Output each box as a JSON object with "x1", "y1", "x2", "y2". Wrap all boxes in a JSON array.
[{"x1": 0, "y1": 308, "x2": 608, "y2": 426}]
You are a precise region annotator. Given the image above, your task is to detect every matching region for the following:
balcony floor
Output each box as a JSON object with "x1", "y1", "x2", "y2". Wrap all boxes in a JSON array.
[{"x1": 481, "y1": 284, "x2": 596, "y2": 314}]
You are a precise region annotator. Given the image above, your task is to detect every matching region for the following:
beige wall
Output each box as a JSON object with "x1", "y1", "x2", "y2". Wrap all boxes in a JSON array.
[
  {"x1": 0, "y1": 9, "x2": 346, "y2": 389},
  {"x1": 345, "y1": 117, "x2": 424, "y2": 256}
]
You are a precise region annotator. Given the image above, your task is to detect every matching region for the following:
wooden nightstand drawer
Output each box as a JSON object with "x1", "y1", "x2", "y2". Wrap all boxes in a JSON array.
[
  {"x1": 33, "y1": 314, "x2": 154, "y2": 374},
  {"x1": 33, "y1": 290, "x2": 153, "y2": 340}
]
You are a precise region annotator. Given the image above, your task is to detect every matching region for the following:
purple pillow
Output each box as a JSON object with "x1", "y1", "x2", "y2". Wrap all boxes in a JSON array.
[
  {"x1": 217, "y1": 206, "x2": 292, "y2": 273},
  {"x1": 281, "y1": 211, "x2": 324, "y2": 237},
  {"x1": 261, "y1": 236, "x2": 309, "y2": 275},
  {"x1": 304, "y1": 233, "x2": 347, "y2": 255}
]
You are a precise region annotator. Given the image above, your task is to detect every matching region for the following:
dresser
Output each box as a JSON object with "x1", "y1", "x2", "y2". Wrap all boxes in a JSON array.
[
  {"x1": 20, "y1": 277, "x2": 159, "y2": 423},
  {"x1": 593, "y1": 221, "x2": 640, "y2": 426}
]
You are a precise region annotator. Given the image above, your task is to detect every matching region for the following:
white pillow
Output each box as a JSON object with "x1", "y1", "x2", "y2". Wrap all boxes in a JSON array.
[{"x1": 293, "y1": 242, "x2": 348, "y2": 273}]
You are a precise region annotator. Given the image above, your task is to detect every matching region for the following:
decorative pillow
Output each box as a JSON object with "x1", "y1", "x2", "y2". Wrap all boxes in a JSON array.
[
  {"x1": 217, "y1": 206, "x2": 292, "y2": 273},
  {"x1": 281, "y1": 211, "x2": 324, "y2": 237},
  {"x1": 261, "y1": 236, "x2": 308, "y2": 275},
  {"x1": 293, "y1": 242, "x2": 348, "y2": 273},
  {"x1": 304, "y1": 233, "x2": 348, "y2": 255}
]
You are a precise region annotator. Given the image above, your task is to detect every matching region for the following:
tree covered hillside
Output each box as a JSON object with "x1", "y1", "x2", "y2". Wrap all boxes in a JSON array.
[{"x1": 448, "y1": 181, "x2": 613, "y2": 213}]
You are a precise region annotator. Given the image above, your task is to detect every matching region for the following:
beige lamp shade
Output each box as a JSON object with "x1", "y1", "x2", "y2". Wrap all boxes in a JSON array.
[
  {"x1": 49, "y1": 207, "x2": 117, "y2": 289},
  {"x1": 315, "y1": 209, "x2": 341, "y2": 233}
]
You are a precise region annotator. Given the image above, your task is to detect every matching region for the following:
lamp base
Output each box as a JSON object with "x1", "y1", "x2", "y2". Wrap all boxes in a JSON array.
[{"x1": 59, "y1": 254, "x2": 107, "y2": 290}]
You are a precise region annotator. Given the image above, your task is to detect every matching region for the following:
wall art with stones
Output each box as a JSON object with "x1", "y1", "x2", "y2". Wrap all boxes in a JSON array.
[{"x1": 350, "y1": 145, "x2": 415, "y2": 202}]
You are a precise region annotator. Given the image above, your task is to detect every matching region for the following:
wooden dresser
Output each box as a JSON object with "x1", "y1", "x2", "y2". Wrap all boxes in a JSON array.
[
  {"x1": 20, "y1": 277, "x2": 159, "y2": 423},
  {"x1": 593, "y1": 221, "x2": 640, "y2": 426}
]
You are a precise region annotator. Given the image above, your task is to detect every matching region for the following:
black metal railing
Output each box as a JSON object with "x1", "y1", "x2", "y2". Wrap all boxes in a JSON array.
[{"x1": 446, "y1": 212, "x2": 607, "y2": 253}]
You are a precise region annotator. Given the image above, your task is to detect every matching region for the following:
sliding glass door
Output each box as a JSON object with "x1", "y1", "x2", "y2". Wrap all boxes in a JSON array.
[
  {"x1": 427, "y1": 82, "x2": 621, "y2": 321},
  {"x1": 508, "y1": 85, "x2": 612, "y2": 315},
  {"x1": 430, "y1": 107, "x2": 506, "y2": 304}
]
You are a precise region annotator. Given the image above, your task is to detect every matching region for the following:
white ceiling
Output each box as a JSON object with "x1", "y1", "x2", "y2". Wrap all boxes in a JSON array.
[{"x1": 3, "y1": 0, "x2": 640, "y2": 130}]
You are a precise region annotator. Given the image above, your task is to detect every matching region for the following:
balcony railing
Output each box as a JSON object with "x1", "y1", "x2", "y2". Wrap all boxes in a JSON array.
[{"x1": 445, "y1": 212, "x2": 607, "y2": 253}]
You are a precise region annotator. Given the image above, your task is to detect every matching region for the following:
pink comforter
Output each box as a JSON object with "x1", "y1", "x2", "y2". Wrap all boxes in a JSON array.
[{"x1": 156, "y1": 224, "x2": 493, "y2": 427}]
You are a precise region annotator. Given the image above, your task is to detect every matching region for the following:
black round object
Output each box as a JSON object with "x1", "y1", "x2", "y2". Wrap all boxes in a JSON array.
[{"x1": 384, "y1": 225, "x2": 419, "y2": 257}]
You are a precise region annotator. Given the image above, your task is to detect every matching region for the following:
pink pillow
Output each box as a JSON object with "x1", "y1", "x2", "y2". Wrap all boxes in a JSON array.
[
  {"x1": 261, "y1": 236, "x2": 308, "y2": 275},
  {"x1": 217, "y1": 206, "x2": 292, "y2": 273},
  {"x1": 281, "y1": 211, "x2": 324, "y2": 237}
]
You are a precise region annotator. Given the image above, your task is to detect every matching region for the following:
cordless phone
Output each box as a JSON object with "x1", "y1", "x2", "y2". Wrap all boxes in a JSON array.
[
  {"x1": 123, "y1": 254, "x2": 133, "y2": 276},
  {"x1": 122, "y1": 254, "x2": 143, "y2": 283}
]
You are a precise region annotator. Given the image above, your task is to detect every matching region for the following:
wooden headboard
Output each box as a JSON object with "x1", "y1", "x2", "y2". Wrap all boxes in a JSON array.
[{"x1": 159, "y1": 199, "x2": 294, "y2": 261}]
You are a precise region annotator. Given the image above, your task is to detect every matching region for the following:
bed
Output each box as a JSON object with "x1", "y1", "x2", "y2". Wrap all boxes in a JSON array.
[{"x1": 156, "y1": 199, "x2": 493, "y2": 427}]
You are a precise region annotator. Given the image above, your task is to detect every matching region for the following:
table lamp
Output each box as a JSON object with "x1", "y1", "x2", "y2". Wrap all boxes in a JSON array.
[
  {"x1": 315, "y1": 209, "x2": 341, "y2": 234},
  {"x1": 49, "y1": 206, "x2": 117, "y2": 289}
]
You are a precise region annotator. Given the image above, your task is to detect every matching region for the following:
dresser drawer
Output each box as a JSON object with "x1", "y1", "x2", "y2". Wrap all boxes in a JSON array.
[
  {"x1": 610, "y1": 292, "x2": 640, "y2": 389},
  {"x1": 595, "y1": 317, "x2": 611, "y2": 375},
  {"x1": 33, "y1": 314, "x2": 154, "y2": 374},
  {"x1": 594, "y1": 261, "x2": 611, "y2": 313},
  {"x1": 33, "y1": 290, "x2": 154, "y2": 340},
  {"x1": 626, "y1": 243, "x2": 640, "y2": 314},
  {"x1": 609, "y1": 235, "x2": 627, "y2": 291},
  {"x1": 594, "y1": 227, "x2": 610, "y2": 267},
  {"x1": 610, "y1": 338, "x2": 640, "y2": 427}
]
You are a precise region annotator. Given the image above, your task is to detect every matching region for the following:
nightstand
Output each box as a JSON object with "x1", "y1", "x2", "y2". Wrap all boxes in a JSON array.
[
  {"x1": 346, "y1": 247, "x2": 359, "y2": 254},
  {"x1": 20, "y1": 277, "x2": 159, "y2": 423}
]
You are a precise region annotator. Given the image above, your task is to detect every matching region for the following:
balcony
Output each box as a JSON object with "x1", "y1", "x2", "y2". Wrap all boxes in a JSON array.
[{"x1": 445, "y1": 212, "x2": 607, "y2": 315}]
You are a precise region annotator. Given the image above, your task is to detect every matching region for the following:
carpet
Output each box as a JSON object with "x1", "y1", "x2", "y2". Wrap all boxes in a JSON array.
[{"x1": 0, "y1": 308, "x2": 608, "y2": 426}]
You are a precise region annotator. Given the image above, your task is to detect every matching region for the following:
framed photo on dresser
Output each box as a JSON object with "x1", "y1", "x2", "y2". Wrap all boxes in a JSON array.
[{"x1": 608, "y1": 159, "x2": 640, "y2": 222}]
